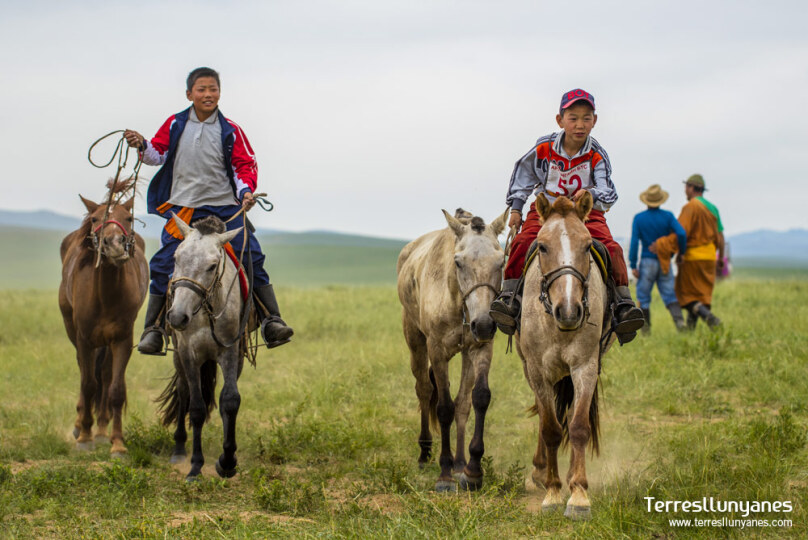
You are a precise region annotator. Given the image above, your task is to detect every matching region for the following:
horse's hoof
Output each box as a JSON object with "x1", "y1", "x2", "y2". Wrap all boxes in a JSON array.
[
  {"x1": 435, "y1": 480, "x2": 457, "y2": 493},
  {"x1": 94, "y1": 435, "x2": 110, "y2": 445},
  {"x1": 542, "y1": 503, "x2": 563, "y2": 514},
  {"x1": 215, "y1": 458, "x2": 237, "y2": 479},
  {"x1": 72, "y1": 427, "x2": 80, "y2": 440},
  {"x1": 418, "y1": 461, "x2": 428, "y2": 470},
  {"x1": 458, "y1": 472, "x2": 483, "y2": 491},
  {"x1": 170, "y1": 453, "x2": 187, "y2": 465},
  {"x1": 185, "y1": 474, "x2": 201, "y2": 484},
  {"x1": 110, "y1": 452, "x2": 127, "y2": 460},
  {"x1": 75, "y1": 441, "x2": 94, "y2": 452},
  {"x1": 564, "y1": 505, "x2": 591, "y2": 520}
]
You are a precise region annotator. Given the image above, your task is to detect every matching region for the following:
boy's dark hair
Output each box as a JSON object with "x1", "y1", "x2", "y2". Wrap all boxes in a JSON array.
[
  {"x1": 186, "y1": 67, "x2": 220, "y2": 92},
  {"x1": 560, "y1": 101, "x2": 595, "y2": 117}
]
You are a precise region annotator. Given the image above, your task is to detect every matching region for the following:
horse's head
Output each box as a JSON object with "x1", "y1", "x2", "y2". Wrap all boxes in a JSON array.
[
  {"x1": 534, "y1": 192, "x2": 594, "y2": 331},
  {"x1": 443, "y1": 208, "x2": 508, "y2": 343},
  {"x1": 80, "y1": 195, "x2": 136, "y2": 266},
  {"x1": 166, "y1": 215, "x2": 239, "y2": 331}
]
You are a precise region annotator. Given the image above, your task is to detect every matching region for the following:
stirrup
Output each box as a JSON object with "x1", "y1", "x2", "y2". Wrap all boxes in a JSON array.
[
  {"x1": 137, "y1": 326, "x2": 169, "y2": 356},
  {"x1": 260, "y1": 318, "x2": 293, "y2": 349}
]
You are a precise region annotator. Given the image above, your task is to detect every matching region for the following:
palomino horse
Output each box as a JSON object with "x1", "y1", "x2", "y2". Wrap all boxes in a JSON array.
[
  {"x1": 516, "y1": 192, "x2": 614, "y2": 520},
  {"x1": 157, "y1": 215, "x2": 249, "y2": 481},
  {"x1": 397, "y1": 208, "x2": 508, "y2": 492},
  {"x1": 58, "y1": 180, "x2": 148, "y2": 455}
]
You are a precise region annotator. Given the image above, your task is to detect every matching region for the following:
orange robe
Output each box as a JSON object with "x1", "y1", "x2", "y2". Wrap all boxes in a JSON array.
[{"x1": 655, "y1": 198, "x2": 721, "y2": 306}]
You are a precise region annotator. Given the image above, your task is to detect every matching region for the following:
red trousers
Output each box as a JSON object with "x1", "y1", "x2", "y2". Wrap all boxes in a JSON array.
[{"x1": 504, "y1": 205, "x2": 629, "y2": 286}]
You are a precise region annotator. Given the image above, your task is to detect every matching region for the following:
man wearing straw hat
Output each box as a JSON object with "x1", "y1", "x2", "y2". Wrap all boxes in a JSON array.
[{"x1": 629, "y1": 184, "x2": 687, "y2": 332}]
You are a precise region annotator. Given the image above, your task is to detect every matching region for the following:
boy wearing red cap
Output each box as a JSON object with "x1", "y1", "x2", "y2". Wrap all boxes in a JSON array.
[{"x1": 489, "y1": 89, "x2": 645, "y2": 343}]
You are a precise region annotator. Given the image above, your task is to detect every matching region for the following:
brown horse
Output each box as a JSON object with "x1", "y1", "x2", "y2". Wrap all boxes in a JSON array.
[
  {"x1": 397, "y1": 208, "x2": 508, "y2": 492},
  {"x1": 58, "y1": 181, "x2": 148, "y2": 456},
  {"x1": 516, "y1": 192, "x2": 614, "y2": 520}
]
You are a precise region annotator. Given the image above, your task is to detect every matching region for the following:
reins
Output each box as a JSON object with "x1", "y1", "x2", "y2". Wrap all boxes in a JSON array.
[{"x1": 87, "y1": 130, "x2": 143, "y2": 267}]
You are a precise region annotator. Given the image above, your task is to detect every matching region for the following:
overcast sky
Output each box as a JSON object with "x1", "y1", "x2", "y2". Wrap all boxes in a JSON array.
[{"x1": 2, "y1": 0, "x2": 806, "y2": 240}]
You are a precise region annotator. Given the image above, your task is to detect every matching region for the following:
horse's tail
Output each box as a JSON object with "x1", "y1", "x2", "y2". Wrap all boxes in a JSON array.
[
  {"x1": 91, "y1": 347, "x2": 107, "y2": 416},
  {"x1": 553, "y1": 376, "x2": 600, "y2": 455},
  {"x1": 157, "y1": 371, "x2": 183, "y2": 427},
  {"x1": 427, "y1": 366, "x2": 439, "y2": 433},
  {"x1": 156, "y1": 359, "x2": 218, "y2": 427}
]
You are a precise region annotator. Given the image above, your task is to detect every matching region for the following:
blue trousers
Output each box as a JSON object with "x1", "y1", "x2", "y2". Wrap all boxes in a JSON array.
[
  {"x1": 635, "y1": 258, "x2": 677, "y2": 308},
  {"x1": 149, "y1": 205, "x2": 270, "y2": 295}
]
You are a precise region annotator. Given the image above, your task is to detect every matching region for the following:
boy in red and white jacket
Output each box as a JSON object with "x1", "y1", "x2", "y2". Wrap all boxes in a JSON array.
[
  {"x1": 124, "y1": 67, "x2": 293, "y2": 354},
  {"x1": 489, "y1": 89, "x2": 644, "y2": 343}
]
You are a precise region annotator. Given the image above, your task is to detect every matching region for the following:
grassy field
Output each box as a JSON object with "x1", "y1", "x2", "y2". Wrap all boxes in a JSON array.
[{"x1": 0, "y1": 272, "x2": 807, "y2": 538}]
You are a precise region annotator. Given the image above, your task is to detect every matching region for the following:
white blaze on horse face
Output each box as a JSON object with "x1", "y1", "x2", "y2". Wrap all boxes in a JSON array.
[{"x1": 544, "y1": 219, "x2": 576, "y2": 307}]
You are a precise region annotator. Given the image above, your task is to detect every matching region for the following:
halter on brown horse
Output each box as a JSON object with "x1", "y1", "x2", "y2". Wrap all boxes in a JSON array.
[{"x1": 58, "y1": 179, "x2": 148, "y2": 456}]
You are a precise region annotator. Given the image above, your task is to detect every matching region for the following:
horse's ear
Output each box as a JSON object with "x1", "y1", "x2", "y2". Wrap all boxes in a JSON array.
[
  {"x1": 442, "y1": 209, "x2": 466, "y2": 237},
  {"x1": 215, "y1": 228, "x2": 240, "y2": 247},
  {"x1": 575, "y1": 191, "x2": 593, "y2": 221},
  {"x1": 535, "y1": 194, "x2": 551, "y2": 221},
  {"x1": 122, "y1": 197, "x2": 135, "y2": 211},
  {"x1": 172, "y1": 212, "x2": 193, "y2": 239},
  {"x1": 489, "y1": 208, "x2": 509, "y2": 236},
  {"x1": 79, "y1": 195, "x2": 98, "y2": 214}
]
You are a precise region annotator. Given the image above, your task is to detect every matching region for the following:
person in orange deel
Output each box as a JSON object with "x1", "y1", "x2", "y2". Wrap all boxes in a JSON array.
[{"x1": 651, "y1": 174, "x2": 723, "y2": 329}]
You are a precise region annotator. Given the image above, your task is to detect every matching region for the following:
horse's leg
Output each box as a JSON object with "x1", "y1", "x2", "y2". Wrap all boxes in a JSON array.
[
  {"x1": 531, "y1": 397, "x2": 548, "y2": 489},
  {"x1": 95, "y1": 347, "x2": 113, "y2": 444},
  {"x1": 564, "y1": 363, "x2": 599, "y2": 520},
  {"x1": 215, "y1": 349, "x2": 241, "y2": 478},
  {"x1": 404, "y1": 317, "x2": 432, "y2": 467},
  {"x1": 108, "y1": 339, "x2": 133, "y2": 456},
  {"x1": 534, "y1": 382, "x2": 564, "y2": 512},
  {"x1": 170, "y1": 353, "x2": 190, "y2": 464},
  {"x1": 428, "y1": 346, "x2": 456, "y2": 493},
  {"x1": 185, "y1": 359, "x2": 207, "y2": 481},
  {"x1": 74, "y1": 339, "x2": 97, "y2": 451},
  {"x1": 459, "y1": 344, "x2": 492, "y2": 491},
  {"x1": 452, "y1": 349, "x2": 474, "y2": 474}
]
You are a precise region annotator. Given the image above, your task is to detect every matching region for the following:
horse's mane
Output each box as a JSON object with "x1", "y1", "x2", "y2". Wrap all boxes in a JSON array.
[
  {"x1": 454, "y1": 208, "x2": 486, "y2": 234},
  {"x1": 193, "y1": 216, "x2": 227, "y2": 235},
  {"x1": 548, "y1": 196, "x2": 576, "y2": 217}
]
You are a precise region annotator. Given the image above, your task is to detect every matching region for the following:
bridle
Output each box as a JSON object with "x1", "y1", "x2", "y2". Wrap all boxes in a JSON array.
[
  {"x1": 537, "y1": 263, "x2": 591, "y2": 331},
  {"x1": 91, "y1": 216, "x2": 136, "y2": 256},
  {"x1": 167, "y1": 245, "x2": 252, "y2": 349},
  {"x1": 460, "y1": 282, "x2": 501, "y2": 328}
]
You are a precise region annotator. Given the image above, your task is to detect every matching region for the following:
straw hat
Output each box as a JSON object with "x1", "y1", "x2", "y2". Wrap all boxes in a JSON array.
[{"x1": 639, "y1": 184, "x2": 669, "y2": 208}]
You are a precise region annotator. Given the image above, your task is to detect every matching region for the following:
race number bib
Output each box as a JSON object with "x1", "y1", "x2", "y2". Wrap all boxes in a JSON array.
[{"x1": 545, "y1": 160, "x2": 593, "y2": 198}]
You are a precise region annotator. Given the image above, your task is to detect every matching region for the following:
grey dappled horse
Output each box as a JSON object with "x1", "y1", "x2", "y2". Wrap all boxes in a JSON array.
[
  {"x1": 397, "y1": 208, "x2": 508, "y2": 492},
  {"x1": 516, "y1": 193, "x2": 615, "y2": 520},
  {"x1": 157, "y1": 215, "x2": 248, "y2": 481}
]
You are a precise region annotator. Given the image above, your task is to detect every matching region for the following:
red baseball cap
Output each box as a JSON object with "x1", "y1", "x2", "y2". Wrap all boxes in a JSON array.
[{"x1": 560, "y1": 88, "x2": 595, "y2": 112}]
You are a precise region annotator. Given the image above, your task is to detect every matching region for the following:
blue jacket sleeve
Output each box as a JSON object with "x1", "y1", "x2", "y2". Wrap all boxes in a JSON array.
[{"x1": 629, "y1": 215, "x2": 640, "y2": 269}]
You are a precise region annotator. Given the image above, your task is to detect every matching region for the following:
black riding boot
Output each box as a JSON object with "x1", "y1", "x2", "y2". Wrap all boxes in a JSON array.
[
  {"x1": 254, "y1": 284, "x2": 294, "y2": 348},
  {"x1": 613, "y1": 285, "x2": 645, "y2": 344},
  {"x1": 692, "y1": 301, "x2": 722, "y2": 329},
  {"x1": 641, "y1": 307, "x2": 651, "y2": 335},
  {"x1": 666, "y1": 302, "x2": 686, "y2": 332},
  {"x1": 489, "y1": 279, "x2": 522, "y2": 335},
  {"x1": 137, "y1": 294, "x2": 166, "y2": 355}
]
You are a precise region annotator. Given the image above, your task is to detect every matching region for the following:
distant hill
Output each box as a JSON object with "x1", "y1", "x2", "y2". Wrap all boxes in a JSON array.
[
  {"x1": 728, "y1": 229, "x2": 808, "y2": 261},
  {"x1": 0, "y1": 208, "x2": 406, "y2": 249}
]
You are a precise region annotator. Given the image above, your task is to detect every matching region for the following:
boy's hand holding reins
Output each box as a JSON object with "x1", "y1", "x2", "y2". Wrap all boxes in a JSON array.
[
  {"x1": 123, "y1": 130, "x2": 146, "y2": 150},
  {"x1": 241, "y1": 192, "x2": 256, "y2": 212},
  {"x1": 508, "y1": 210, "x2": 522, "y2": 231}
]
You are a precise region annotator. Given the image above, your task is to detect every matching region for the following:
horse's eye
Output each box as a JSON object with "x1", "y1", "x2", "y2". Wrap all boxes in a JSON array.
[
  {"x1": 207, "y1": 264, "x2": 217, "y2": 272},
  {"x1": 538, "y1": 244, "x2": 548, "y2": 254},
  {"x1": 454, "y1": 259, "x2": 462, "y2": 269},
  {"x1": 127, "y1": 216, "x2": 134, "y2": 222}
]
